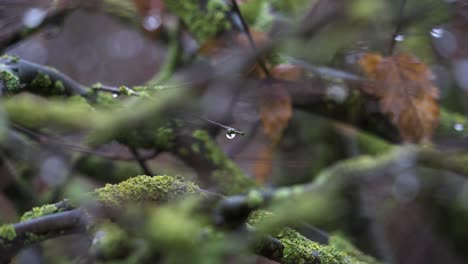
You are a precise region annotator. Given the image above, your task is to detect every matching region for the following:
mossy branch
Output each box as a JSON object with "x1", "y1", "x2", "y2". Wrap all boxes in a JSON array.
[
  {"x1": 0, "y1": 56, "x2": 89, "y2": 97},
  {"x1": 0, "y1": 175, "x2": 378, "y2": 263},
  {"x1": 0, "y1": 209, "x2": 90, "y2": 263}
]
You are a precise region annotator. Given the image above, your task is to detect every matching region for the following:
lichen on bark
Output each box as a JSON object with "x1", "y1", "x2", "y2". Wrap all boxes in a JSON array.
[
  {"x1": 21, "y1": 204, "x2": 60, "y2": 222},
  {"x1": 248, "y1": 210, "x2": 379, "y2": 264},
  {"x1": 0, "y1": 225, "x2": 16, "y2": 242},
  {"x1": 94, "y1": 175, "x2": 202, "y2": 207},
  {"x1": 164, "y1": 0, "x2": 231, "y2": 43}
]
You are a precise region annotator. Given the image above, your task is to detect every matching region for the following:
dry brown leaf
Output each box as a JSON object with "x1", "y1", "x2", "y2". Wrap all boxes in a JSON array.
[
  {"x1": 252, "y1": 144, "x2": 274, "y2": 184},
  {"x1": 234, "y1": 29, "x2": 269, "y2": 50},
  {"x1": 359, "y1": 53, "x2": 440, "y2": 143},
  {"x1": 259, "y1": 82, "x2": 292, "y2": 143}
]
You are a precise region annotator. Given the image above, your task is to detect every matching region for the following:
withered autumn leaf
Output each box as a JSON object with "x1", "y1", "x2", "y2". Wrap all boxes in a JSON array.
[
  {"x1": 359, "y1": 53, "x2": 440, "y2": 143},
  {"x1": 259, "y1": 80, "x2": 293, "y2": 143},
  {"x1": 252, "y1": 144, "x2": 274, "y2": 183},
  {"x1": 255, "y1": 64, "x2": 302, "y2": 182}
]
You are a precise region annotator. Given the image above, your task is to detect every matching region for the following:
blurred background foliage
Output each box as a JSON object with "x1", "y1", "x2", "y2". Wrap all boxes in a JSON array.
[{"x1": 0, "y1": 0, "x2": 468, "y2": 263}]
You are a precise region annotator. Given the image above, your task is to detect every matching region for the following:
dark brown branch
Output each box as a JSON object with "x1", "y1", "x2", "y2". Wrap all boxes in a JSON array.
[
  {"x1": 0, "y1": 56, "x2": 89, "y2": 96},
  {"x1": 229, "y1": 0, "x2": 271, "y2": 77},
  {"x1": 388, "y1": 0, "x2": 408, "y2": 55},
  {"x1": 0, "y1": 209, "x2": 90, "y2": 263},
  {"x1": 129, "y1": 146, "x2": 154, "y2": 176}
]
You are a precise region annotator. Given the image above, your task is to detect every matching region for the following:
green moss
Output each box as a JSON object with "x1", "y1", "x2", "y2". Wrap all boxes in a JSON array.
[
  {"x1": 0, "y1": 54, "x2": 19, "y2": 63},
  {"x1": 5, "y1": 93, "x2": 98, "y2": 130},
  {"x1": 54, "y1": 80, "x2": 65, "y2": 93},
  {"x1": 437, "y1": 109, "x2": 468, "y2": 138},
  {"x1": 356, "y1": 131, "x2": 392, "y2": 155},
  {"x1": 146, "y1": 200, "x2": 228, "y2": 264},
  {"x1": 273, "y1": 187, "x2": 293, "y2": 201},
  {"x1": 154, "y1": 126, "x2": 175, "y2": 149},
  {"x1": 192, "y1": 129, "x2": 256, "y2": 194},
  {"x1": 92, "y1": 82, "x2": 103, "y2": 90},
  {"x1": 119, "y1": 85, "x2": 137, "y2": 96},
  {"x1": 67, "y1": 94, "x2": 91, "y2": 106},
  {"x1": 248, "y1": 211, "x2": 377, "y2": 264},
  {"x1": 27, "y1": 71, "x2": 68, "y2": 96},
  {"x1": 246, "y1": 190, "x2": 264, "y2": 207},
  {"x1": 329, "y1": 234, "x2": 379, "y2": 264},
  {"x1": 21, "y1": 204, "x2": 60, "y2": 222},
  {"x1": 192, "y1": 130, "x2": 222, "y2": 165},
  {"x1": 147, "y1": 200, "x2": 203, "y2": 249},
  {"x1": 314, "y1": 155, "x2": 378, "y2": 186},
  {"x1": 89, "y1": 83, "x2": 119, "y2": 106},
  {"x1": 191, "y1": 143, "x2": 200, "y2": 153},
  {"x1": 0, "y1": 224, "x2": 16, "y2": 241},
  {"x1": 164, "y1": 0, "x2": 231, "y2": 43},
  {"x1": 91, "y1": 222, "x2": 130, "y2": 259},
  {"x1": 30, "y1": 72, "x2": 52, "y2": 92},
  {"x1": 94, "y1": 92, "x2": 119, "y2": 108},
  {"x1": 349, "y1": 0, "x2": 385, "y2": 20},
  {"x1": 0, "y1": 68, "x2": 21, "y2": 92},
  {"x1": 239, "y1": 0, "x2": 274, "y2": 31},
  {"x1": 94, "y1": 175, "x2": 201, "y2": 207}
]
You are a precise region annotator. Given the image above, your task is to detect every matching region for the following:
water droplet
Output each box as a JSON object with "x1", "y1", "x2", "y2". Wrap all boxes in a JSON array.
[
  {"x1": 92, "y1": 230, "x2": 106, "y2": 245},
  {"x1": 431, "y1": 28, "x2": 444, "y2": 38},
  {"x1": 226, "y1": 129, "x2": 236, "y2": 139},
  {"x1": 326, "y1": 85, "x2": 348, "y2": 103},
  {"x1": 143, "y1": 14, "x2": 161, "y2": 31},
  {"x1": 112, "y1": 93, "x2": 119, "y2": 98},
  {"x1": 454, "y1": 123, "x2": 464, "y2": 132},
  {"x1": 394, "y1": 35, "x2": 405, "y2": 42},
  {"x1": 22, "y1": 8, "x2": 47, "y2": 28}
]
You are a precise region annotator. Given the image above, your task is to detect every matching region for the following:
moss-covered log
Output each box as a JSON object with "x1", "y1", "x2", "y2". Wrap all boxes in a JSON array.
[
  {"x1": 248, "y1": 210, "x2": 380, "y2": 264},
  {"x1": 0, "y1": 55, "x2": 89, "y2": 96},
  {"x1": 0, "y1": 175, "x2": 378, "y2": 263},
  {"x1": 0, "y1": 209, "x2": 90, "y2": 263}
]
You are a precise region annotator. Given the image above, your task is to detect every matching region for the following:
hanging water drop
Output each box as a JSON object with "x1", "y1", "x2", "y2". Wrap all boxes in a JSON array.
[
  {"x1": 226, "y1": 129, "x2": 236, "y2": 139},
  {"x1": 454, "y1": 123, "x2": 464, "y2": 132},
  {"x1": 394, "y1": 35, "x2": 405, "y2": 42},
  {"x1": 431, "y1": 28, "x2": 444, "y2": 38},
  {"x1": 143, "y1": 14, "x2": 161, "y2": 31},
  {"x1": 112, "y1": 93, "x2": 119, "y2": 98},
  {"x1": 23, "y1": 8, "x2": 47, "y2": 29}
]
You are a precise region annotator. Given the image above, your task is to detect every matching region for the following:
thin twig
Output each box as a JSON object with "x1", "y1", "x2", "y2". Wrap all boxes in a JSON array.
[
  {"x1": 12, "y1": 124, "x2": 157, "y2": 161},
  {"x1": 201, "y1": 117, "x2": 245, "y2": 136},
  {"x1": 92, "y1": 84, "x2": 141, "y2": 96},
  {"x1": 129, "y1": 146, "x2": 154, "y2": 176},
  {"x1": 230, "y1": 0, "x2": 271, "y2": 77},
  {"x1": 388, "y1": 0, "x2": 408, "y2": 55},
  {"x1": 0, "y1": 209, "x2": 90, "y2": 263},
  {"x1": 227, "y1": 120, "x2": 260, "y2": 158}
]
